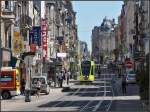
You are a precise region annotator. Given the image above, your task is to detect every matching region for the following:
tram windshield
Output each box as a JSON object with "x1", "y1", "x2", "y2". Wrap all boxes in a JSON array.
[{"x1": 81, "y1": 61, "x2": 91, "y2": 76}]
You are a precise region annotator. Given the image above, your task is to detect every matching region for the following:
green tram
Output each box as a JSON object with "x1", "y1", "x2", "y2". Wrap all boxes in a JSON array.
[{"x1": 80, "y1": 60, "x2": 95, "y2": 82}]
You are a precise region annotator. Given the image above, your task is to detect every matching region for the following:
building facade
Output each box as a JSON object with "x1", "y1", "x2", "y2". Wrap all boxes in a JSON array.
[{"x1": 92, "y1": 17, "x2": 116, "y2": 63}]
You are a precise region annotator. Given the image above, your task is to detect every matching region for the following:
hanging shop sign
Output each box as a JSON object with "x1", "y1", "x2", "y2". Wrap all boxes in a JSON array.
[
  {"x1": 41, "y1": 19, "x2": 48, "y2": 60},
  {"x1": 13, "y1": 32, "x2": 23, "y2": 56}
]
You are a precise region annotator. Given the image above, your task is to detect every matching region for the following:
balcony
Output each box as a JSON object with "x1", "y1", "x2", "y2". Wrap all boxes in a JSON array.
[
  {"x1": 45, "y1": 1, "x2": 56, "y2": 6},
  {"x1": 1, "y1": 5, "x2": 15, "y2": 19}
]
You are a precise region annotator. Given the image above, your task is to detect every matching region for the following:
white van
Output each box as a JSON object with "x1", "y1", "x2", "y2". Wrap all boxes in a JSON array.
[{"x1": 31, "y1": 76, "x2": 50, "y2": 95}]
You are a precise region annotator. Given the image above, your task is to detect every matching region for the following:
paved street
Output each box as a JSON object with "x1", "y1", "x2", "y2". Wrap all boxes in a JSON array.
[{"x1": 1, "y1": 69, "x2": 144, "y2": 111}]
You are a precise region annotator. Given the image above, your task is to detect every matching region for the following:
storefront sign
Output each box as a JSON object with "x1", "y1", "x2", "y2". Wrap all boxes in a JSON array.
[
  {"x1": 57, "y1": 53, "x2": 67, "y2": 58},
  {"x1": 41, "y1": 19, "x2": 48, "y2": 60}
]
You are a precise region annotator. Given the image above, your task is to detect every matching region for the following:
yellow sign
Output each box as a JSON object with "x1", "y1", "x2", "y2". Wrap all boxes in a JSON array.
[{"x1": 13, "y1": 32, "x2": 23, "y2": 55}]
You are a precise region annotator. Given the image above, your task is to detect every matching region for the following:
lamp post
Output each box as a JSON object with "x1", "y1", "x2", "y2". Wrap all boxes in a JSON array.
[{"x1": 23, "y1": 52, "x2": 35, "y2": 102}]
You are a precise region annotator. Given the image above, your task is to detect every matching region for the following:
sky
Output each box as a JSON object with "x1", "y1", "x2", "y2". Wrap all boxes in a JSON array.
[{"x1": 72, "y1": 1, "x2": 123, "y2": 52}]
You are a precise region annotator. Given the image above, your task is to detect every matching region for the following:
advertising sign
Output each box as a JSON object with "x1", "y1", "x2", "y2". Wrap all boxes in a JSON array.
[
  {"x1": 41, "y1": 19, "x2": 48, "y2": 60},
  {"x1": 32, "y1": 26, "x2": 41, "y2": 46}
]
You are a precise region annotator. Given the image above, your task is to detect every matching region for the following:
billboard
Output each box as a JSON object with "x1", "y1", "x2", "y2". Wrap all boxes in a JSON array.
[{"x1": 41, "y1": 19, "x2": 48, "y2": 60}]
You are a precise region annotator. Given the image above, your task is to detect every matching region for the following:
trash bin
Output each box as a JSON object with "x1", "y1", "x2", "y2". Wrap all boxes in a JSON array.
[{"x1": 25, "y1": 90, "x2": 31, "y2": 102}]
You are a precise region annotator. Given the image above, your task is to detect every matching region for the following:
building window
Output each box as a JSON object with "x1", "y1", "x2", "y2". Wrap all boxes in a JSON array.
[{"x1": 5, "y1": 1, "x2": 9, "y2": 9}]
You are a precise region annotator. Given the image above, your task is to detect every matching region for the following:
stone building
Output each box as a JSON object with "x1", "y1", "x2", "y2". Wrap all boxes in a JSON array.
[
  {"x1": 91, "y1": 17, "x2": 116, "y2": 63},
  {"x1": 0, "y1": 1, "x2": 15, "y2": 67},
  {"x1": 118, "y1": 0, "x2": 149, "y2": 71},
  {"x1": 0, "y1": 1, "x2": 41, "y2": 80},
  {"x1": 45, "y1": 0, "x2": 78, "y2": 78}
]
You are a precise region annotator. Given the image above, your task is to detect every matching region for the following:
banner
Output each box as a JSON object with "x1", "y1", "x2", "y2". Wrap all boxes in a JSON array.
[
  {"x1": 41, "y1": 19, "x2": 48, "y2": 60},
  {"x1": 32, "y1": 26, "x2": 41, "y2": 46},
  {"x1": 13, "y1": 32, "x2": 23, "y2": 55}
]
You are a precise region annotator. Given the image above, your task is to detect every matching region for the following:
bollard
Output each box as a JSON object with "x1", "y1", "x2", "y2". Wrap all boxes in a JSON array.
[{"x1": 25, "y1": 90, "x2": 31, "y2": 102}]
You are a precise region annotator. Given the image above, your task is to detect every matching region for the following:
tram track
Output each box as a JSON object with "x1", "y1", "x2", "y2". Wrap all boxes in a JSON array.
[
  {"x1": 51, "y1": 83, "x2": 84, "y2": 107},
  {"x1": 44, "y1": 68, "x2": 114, "y2": 111},
  {"x1": 80, "y1": 72, "x2": 114, "y2": 112},
  {"x1": 79, "y1": 82, "x2": 105, "y2": 112}
]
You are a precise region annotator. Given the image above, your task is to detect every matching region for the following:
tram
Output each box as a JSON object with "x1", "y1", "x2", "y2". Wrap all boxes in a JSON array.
[{"x1": 80, "y1": 60, "x2": 95, "y2": 82}]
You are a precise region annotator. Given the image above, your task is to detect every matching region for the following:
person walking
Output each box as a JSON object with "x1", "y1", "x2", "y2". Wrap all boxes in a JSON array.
[
  {"x1": 36, "y1": 80, "x2": 41, "y2": 98},
  {"x1": 122, "y1": 75, "x2": 127, "y2": 95},
  {"x1": 58, "y1": 71, "x2": 63, "y2": 88},
  {"x1": 66, "y1": 70, "x2": 70, "y2": 85}
]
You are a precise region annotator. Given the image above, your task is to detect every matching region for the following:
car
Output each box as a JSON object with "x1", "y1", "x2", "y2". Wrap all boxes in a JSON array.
[{"x1": 126, "y1": 70, "x2": 136, "y2": 84}]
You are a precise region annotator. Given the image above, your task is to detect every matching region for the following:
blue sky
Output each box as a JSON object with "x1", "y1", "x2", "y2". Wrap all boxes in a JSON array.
[{"x1": 72, "y1": 1, "x2": 123, "y2": 52}]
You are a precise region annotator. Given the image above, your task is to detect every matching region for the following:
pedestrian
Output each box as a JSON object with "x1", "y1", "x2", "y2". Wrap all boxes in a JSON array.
[
  {"x1": 21, "y1": 78, "x2": 26, "y2": 95},
  {"x1": 36, "y1": 80, "x2": 41, "y2": 98},
  {"x1": 66, "y1": 70, "x2": 70, "y2": 85},
  {"x1": 57, "y1": 71, "x2": 63, "y2": 88},
  {"x1": 55, "y1": 72, "x2": 59, "y2": 87},
  {"x1": 122, "y1": 75, "x2": 127, "y2": 95}
]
